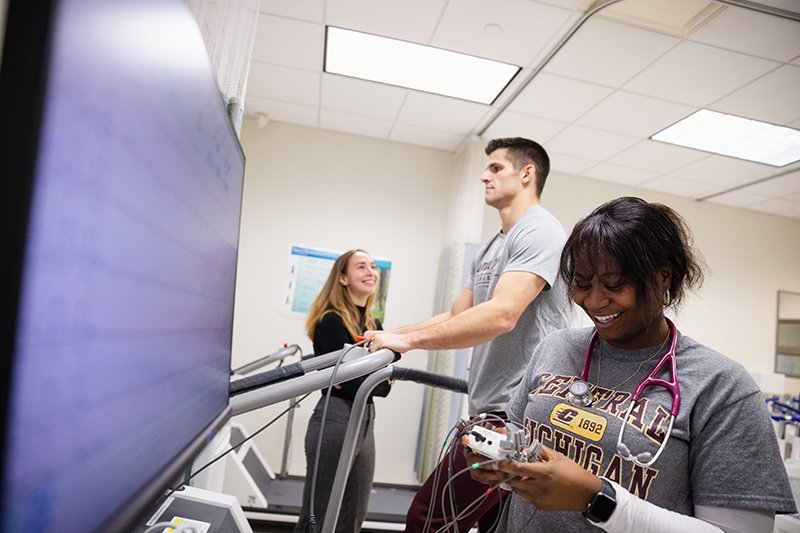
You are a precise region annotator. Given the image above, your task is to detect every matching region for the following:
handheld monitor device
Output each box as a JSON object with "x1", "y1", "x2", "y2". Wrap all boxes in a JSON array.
[
  {"x1": 466, "y1": 424, "x2": 542, "y2": 463},
  {"x1": 465, "y1": 422, "x2": 541, "y2": 491},
  {"x1": 0, "y1": 0, "x2": 245, "y2": 531}
]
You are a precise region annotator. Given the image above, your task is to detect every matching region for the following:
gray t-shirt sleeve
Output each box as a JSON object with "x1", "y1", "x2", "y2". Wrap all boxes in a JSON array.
[
  {"x1": 464, "y1": 235, "x2": 497, "y2": 290},
  {"x1": 688, "y1": 370, "x2": 794, "y2": 512}
]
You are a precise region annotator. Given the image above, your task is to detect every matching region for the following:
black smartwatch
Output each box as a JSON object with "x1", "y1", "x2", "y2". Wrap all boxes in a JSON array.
[{"x1": 583, "y1": 477, "x2": 617, "y2": 523}]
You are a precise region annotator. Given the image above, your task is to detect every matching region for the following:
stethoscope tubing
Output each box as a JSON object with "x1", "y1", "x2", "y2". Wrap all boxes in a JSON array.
[
  {"x1": 630, "y1": 318, "x2": 680, "y2": 417},
  {"x1": 575, "y1": 317, "x2": 681, "y2": 467},
  {"x1": 580, "y1": 317, "x2": 680, "y2": 416}
]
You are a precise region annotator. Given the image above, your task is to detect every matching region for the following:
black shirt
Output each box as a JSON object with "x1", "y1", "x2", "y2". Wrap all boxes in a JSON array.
[{"x1": 312, "y1": 306, "x2": 390, "y2": 402}]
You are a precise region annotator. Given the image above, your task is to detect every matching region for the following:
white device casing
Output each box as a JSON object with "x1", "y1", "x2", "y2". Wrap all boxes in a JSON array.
[
  {"x1": 466, "y1": 425, "x2": 515, "y2": 461},
  {"x1": 465, "y1": 425, "x2": 541, "y2": 462}
]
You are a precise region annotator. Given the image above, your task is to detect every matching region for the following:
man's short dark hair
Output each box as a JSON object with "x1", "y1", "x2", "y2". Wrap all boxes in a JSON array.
[{"x1": 485, "y1": 137, "x2": 550, "y2": 196}]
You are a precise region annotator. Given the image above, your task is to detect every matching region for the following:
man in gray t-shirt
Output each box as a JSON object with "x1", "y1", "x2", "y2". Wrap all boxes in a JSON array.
[
  {"x1": 467, "y1": 203, "x2": 571, "y2": 415},
  {"x1": 367, "y1": 137, "x2": 572, "y2": 532}
]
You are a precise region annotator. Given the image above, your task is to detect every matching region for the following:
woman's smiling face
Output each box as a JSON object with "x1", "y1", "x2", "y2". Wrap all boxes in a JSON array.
[
  {"x1": 339, "y1": 250, "x2": 378, "y2": 304},
  {"x1": 570, "y1": 255, "x2": 669, "y2": 349}
]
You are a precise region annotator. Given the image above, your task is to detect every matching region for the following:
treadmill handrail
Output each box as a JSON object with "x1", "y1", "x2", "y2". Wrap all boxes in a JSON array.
[
  {"x1": 229, "y1": 347, "x2": 395, "y2": 417},
  {"x1": 229, "y1": 345, "x2": 371, "y2": 395},
  {"x1": 231, "y1": 343, "x2": 302, "y2": 376},
  {"x1": 321, "y1": 366, "x2": 469, "y2": 532},
  {"x1": 322, "y1": 366, "x2": 395, "y2": 533},
  {"x1": 391, "y1": 366, "x2": 467, "y2": 394}
]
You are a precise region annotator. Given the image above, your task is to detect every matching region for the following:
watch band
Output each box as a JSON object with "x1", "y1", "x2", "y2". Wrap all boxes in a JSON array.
[{"x1": 583, "y1": 477, "x2": 617, "y2": 523}]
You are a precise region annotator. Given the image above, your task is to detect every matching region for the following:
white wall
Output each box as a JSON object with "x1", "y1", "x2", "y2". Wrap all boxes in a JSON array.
[
  {"x1": 233, "y1": 118, "x2": 800, "y2": 486},
  {"x1": 232, "y1": 119, "x2": 454, "y2": 485}
]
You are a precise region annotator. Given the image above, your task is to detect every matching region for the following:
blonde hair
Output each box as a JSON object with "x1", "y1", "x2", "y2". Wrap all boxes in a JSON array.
[{"x1": 305, "y1": 249, "x2": 379, "y2": 342}]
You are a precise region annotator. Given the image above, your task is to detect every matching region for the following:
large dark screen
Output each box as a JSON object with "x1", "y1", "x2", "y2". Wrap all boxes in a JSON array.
[{"x1": 1, "y1": 0, "x2": 244, "y2": 530}]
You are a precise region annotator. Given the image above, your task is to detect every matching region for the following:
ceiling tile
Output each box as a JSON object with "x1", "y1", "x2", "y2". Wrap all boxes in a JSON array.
[
  {"x1": 508, "y1": 73, "x2": 613, "y2": 123},
  {"x1": 595, "y1": 0, "x2": 721, "y2": 36},
  {"x1": 759, "y1": 0, "x2": 800, "y2": 15},
  {"x1": 432, "y1": 0, "x2": 574, "y2": 66},
  {"x1": 259, "y1": 0, "x2": 324, "y2": 22},
  {"x1": 740, "y1": 168, "x2": 800, "y2": 197},
  {"x1": 319, "y1": 109, "x2": 393, "y2": 139},
  {"x1": 543, "y1": 17, "x2": 679, "y2": 87},
  {"x1": 389, "y1": 124, "x2": 465, "y2": 151},
  {"x1": 746, "y1": 198, "x2": 800, "y2": 219},
  {"x1": 538, "y1": 0, "x2": 585, "y2": 8},
  {"x1": 245, "y1": 96, "x2": 319, "y2": 128},
  {"x1": 669, "y1": 154, "x2": 777, "y2": 187},
  {"x1": 247, "y1": 63, "x2": 320, "y2": 106},
  {"x1": 396, "y1": 92, "x2": 491, "y2": 134},
  {"x1": 577, "y1": 91, "x2": 695, "y2": 138},
  {"x1": 582, "y1": 162, "x2": 659, "y2": 186},
  {"x1": 711, "y1": 65, "x2": 800, "y2": 125},
  {"x1": 606, "y1": 139, "x2": 708, "y2": 174},
  {"x1": 547, "y1": 125, "x2": 640, "y2": 161},
  {"x1": 321, "y1": 74, "x2": 407, "y2": 120},
  {"x1": 326, "y1": 0, "x2": 448, "y2": 43},
  {"x1": 549, "y1": 152, "x2": 598, "y2": 176},
  {"x1": 705, "y1": 189, "x2": 771, "y2": 208},
  {"x1": 640, "y1": 175, "x2": 717, "y2": 198},
  {"x1": 688, "y1": 5, "x2": 800, "y2": 62},
  {"x1": 624, "y1": 40, "x2": 779, "y2": 106},
  {"x1": 490, "y1": 66, "x2": 536, "y2": 109},
  {"x1": 482, "y1": 111, "x2": 567, "y2": 145},
  {"x1": 251, "y1": 14, "x2": 323, "y2": 71}
]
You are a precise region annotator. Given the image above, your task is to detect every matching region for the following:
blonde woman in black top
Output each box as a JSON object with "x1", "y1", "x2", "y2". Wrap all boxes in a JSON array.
[{"x1": 294, "y1": 249, "x2": 390, "y2": 533}]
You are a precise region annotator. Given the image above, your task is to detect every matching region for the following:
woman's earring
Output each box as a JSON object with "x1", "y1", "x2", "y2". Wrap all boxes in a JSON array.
[{"x1": 663, "y1": 291, "x2": 671, "y2": 306}]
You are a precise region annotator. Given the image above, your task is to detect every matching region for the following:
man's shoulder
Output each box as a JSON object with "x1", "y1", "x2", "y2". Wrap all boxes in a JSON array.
[
  {"x1": 503, "y1": 207, "x2": 567, "y2": 262},
  {"x1": 511, "y1": 205, "x2": 565, "y2": 237}
]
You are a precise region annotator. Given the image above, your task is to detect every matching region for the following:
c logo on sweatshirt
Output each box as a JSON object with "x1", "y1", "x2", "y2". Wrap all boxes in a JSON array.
[{"x1": 550, "y1": 402, "x2": 607, "y2": 442}]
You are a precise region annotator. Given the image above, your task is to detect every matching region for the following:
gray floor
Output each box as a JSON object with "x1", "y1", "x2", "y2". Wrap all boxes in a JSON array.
[{"x1": 246, "y1": 476, "x2": 418, "y2": 531}]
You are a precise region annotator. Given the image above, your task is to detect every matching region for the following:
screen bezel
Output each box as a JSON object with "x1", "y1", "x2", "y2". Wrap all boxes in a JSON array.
[
  {"x1": 106, "y1": 406, "x2": 232, "y2": 532},
  {"x1": 0, "y1": 0, "x2": 58, "y2": 515},
  {"x1": 0, "y1": 0, "x2": 244, "y2": 530}
]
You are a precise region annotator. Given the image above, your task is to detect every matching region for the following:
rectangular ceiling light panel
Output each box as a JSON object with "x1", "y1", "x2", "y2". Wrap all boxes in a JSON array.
[
  {"x1": 652, "y1": 109, "x2": 800, "y2": 167},
  {"x1": 325, "y1": 26, "x2": 519, "y2": 105}
]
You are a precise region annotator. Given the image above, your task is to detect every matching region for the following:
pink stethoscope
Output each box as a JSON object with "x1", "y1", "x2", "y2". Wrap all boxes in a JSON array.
[{"x1": 566, "y1": 318, "x2": 680, "y2": 467}]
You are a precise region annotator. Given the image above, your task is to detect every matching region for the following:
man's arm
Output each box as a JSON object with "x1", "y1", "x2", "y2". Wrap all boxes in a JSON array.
[{"x1": 368, "y1": 271, "x2": 547, "y2": 353}]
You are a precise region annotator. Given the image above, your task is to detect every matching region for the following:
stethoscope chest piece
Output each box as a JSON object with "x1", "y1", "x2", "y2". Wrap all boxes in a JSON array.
[{"x1": 567, "y1": 380, "x2": 594, "y2": 408}]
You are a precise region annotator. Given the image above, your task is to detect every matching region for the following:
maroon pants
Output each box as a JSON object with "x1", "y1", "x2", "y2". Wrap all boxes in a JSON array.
[{"x1": 404, "y1": 439, "x2": 505, "y2": 532}]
